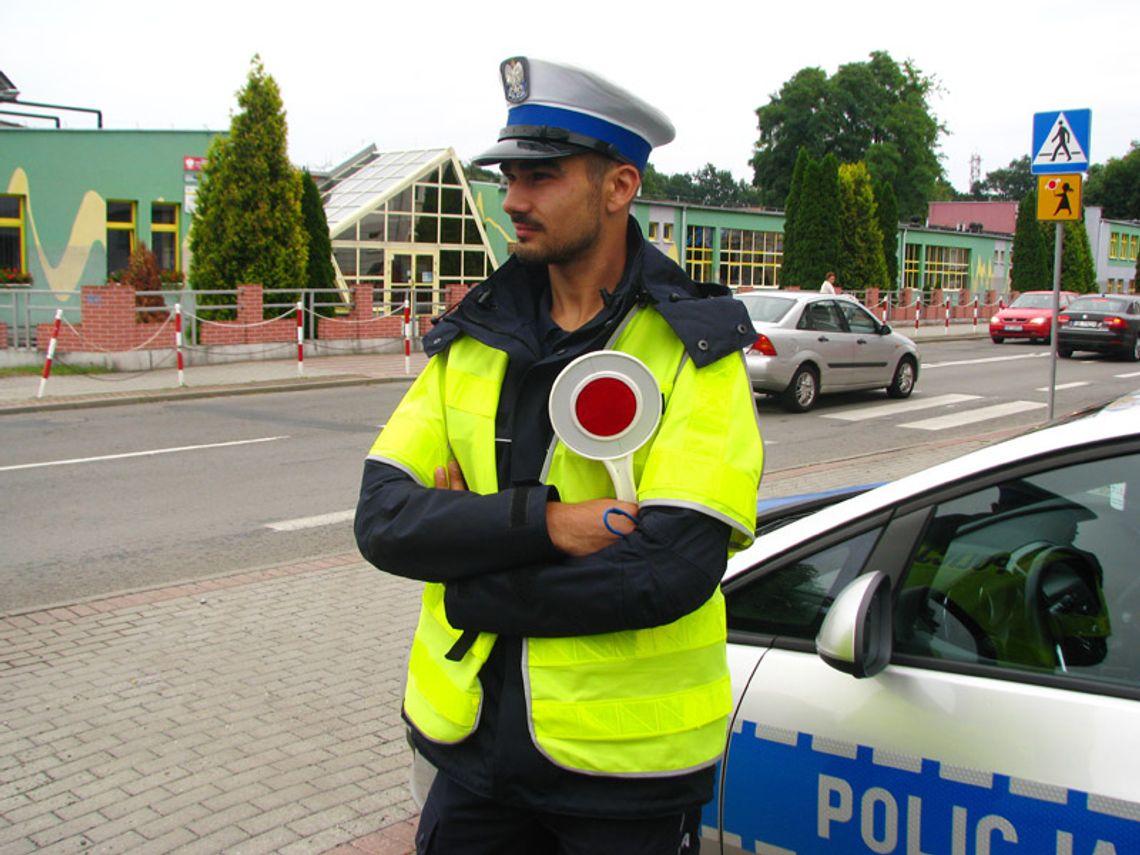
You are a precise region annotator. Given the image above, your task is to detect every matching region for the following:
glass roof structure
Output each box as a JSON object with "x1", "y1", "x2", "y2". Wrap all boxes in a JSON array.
[{"x1": 322, "y1": 148, "x2": 452, "y2": 233}]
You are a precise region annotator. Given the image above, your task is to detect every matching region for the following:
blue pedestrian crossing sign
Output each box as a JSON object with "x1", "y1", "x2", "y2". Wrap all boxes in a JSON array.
[{"x1": 1032, "y1": 109, "x2": 1091, "y2": 174}]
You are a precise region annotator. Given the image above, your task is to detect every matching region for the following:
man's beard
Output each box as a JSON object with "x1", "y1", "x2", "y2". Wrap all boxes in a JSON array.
[{"x1": 512, "y1": 217, "x2": 602, "y2": 265}]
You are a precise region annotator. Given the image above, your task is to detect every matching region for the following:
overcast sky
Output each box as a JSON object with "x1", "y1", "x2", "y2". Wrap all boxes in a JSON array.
[{"x1": 8, "y1": 0, "x2": 1137, "y2": 196}]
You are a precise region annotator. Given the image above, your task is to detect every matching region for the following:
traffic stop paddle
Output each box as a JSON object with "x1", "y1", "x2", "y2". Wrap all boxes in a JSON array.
[{"x1": 548, "y1": 351, "x2": 662, "y2": 502}]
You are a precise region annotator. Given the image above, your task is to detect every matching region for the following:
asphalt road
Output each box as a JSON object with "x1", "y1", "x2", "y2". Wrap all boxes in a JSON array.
[{"x1": 2, "y1": 337, "x2": 1138, "y2": 612}]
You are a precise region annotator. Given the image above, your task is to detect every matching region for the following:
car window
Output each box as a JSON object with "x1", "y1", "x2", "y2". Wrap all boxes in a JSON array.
[
  {"x1": 894, "y1": 452, "x2": 1140, "y2": 692},
  {"x1": 797, "y1": 301, "x2": 844, "y2": 332},
  {"x1": 739, "y1": 295, "x2": 795, "y2": 323},
  {"x1": 1068, "y1": 296, "x2": 1129, "y2": 314},
  {"x1": 725, "y1": 527, "x2": 882, "y2": 638},
  {"x1": 1011, "y1": 294, "x2": 1053, "y2": 309},
  {"x1": 836, "y1": 301, "x2": 879, "y2": 334}
]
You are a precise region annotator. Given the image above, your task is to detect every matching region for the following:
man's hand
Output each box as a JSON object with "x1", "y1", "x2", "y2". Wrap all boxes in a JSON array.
[
  {"x1": 434, "y1": 460, "x2": 467, "y2": 491},
  {"x1": 546, "y1": 498, "x2": 639, "y2": 557}
]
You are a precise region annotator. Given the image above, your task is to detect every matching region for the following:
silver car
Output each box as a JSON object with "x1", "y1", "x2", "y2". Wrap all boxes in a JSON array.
[{"x1": 737, "y1": 290, "x2": 919, "y2": 412}]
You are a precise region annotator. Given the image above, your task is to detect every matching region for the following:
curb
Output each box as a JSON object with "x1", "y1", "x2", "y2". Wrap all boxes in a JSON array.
[{"x1": 0, "y1": 373, "x2": 412, "y2": 416}]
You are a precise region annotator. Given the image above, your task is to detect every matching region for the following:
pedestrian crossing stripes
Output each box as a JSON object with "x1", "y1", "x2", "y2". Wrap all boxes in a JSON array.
[
  {"x1": 900, "y1": 400, "x2": 1046, "y2": 431},
  {"x1": 822, "y1": 393, "x2": 980, "y2": 422}
]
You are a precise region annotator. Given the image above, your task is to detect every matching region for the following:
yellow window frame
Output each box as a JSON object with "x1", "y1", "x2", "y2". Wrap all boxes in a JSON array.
[
  {"x1": 0, "y1": 193, "x2": 26, "y2": 274},
  {"x1": 151, "y1": 202, "x2": 181, "y2": 272}
]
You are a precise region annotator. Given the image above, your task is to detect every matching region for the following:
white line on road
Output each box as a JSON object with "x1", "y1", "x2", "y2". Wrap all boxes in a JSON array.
[
  {"x1": 266, "y1": 509, "x2": 355, "y2": 531},
  {"x1": 0, "y1": 436, "x2": 289, "y2": 472},
  {"x1": 1116, "y1": 371, "x2": 1140, "y2": 378},
  {"x1": 1036, "y1": 382, "x2": 1089, "y2": 392},
  {"x1": 823, "y1": 393, "x2": 980, "y2": 422},
  {"x1": 900, "y1": 401, "x2": 1045, "y2": 431},
  {"x1": 922, "y1": 353, "x2": 1048, "y2": 369}
]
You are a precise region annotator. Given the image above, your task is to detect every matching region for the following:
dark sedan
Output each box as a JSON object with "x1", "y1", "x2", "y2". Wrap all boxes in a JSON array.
[{"x1": 1057, "y1": 295, "x2": 1140, "y2": 360}]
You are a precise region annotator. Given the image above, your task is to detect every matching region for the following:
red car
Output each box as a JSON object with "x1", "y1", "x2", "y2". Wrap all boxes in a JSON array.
[{"x1": 990, "y1": 290, "x2": 1077, "y2": 344}]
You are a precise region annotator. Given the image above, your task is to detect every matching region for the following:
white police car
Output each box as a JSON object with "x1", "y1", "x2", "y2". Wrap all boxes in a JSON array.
[{"x1": 704, "y1": 391, "x2": 1140, "y2": 854}]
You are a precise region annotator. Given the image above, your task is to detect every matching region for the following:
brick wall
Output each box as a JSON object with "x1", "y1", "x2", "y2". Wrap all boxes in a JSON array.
[
  {"x1": 35, "y1": 285, "x2": 177, "y2": 352},
  {"x1": 198, "y1": 285, "x2": 297, "y2": 345},
  {"x1": 316, "y1": 283, "x2": 472, "y2": 341},
  {"x1": 0, "y1": 321, "x2": 6, "y2": 349}
]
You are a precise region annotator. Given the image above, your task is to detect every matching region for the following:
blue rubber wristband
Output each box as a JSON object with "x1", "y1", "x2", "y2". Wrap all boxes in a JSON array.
[{"x1": 603, "y1": 507, "x2": 639, "y2": 537}]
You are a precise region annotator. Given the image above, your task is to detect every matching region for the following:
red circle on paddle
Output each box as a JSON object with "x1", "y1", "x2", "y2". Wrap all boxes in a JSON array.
[{"x1": 574, "y1": 376, "x2": 637, "y2": 438}]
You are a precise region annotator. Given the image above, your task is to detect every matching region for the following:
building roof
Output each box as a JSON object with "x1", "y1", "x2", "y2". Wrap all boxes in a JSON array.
[
  {"x1": 927, "y1": 201, "x2": 1017, "y2": 235},
  {"x1": 321, "y1": 148, "x2": 453, "y2": 233}
]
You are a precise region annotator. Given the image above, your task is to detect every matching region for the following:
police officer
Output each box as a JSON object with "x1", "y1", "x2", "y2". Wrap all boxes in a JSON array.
[{"x1": 355, "y1": 56, "x2": 764, "y2": 855}]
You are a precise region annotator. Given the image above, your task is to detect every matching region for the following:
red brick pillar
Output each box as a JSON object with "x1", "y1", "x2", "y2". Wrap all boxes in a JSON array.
[
  {"x1": 237, "y1": 284, "x2": 264, "y2": 324},
  {"x1": 83, "y1": 284, "x2": 136, "y2": 350},
  {"x1": 351, "y1": 283, "x2": 373, "y2": 319}
]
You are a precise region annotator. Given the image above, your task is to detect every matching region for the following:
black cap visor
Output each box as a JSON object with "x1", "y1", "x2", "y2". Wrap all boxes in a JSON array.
[{"x1": 471, "y1": 137, "x2": 584, "y2": 166}]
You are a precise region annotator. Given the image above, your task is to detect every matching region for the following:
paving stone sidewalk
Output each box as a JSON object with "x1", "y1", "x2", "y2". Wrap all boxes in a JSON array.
[{"x1": 1, "y1": 555, "x2": 422, "y2": 855}]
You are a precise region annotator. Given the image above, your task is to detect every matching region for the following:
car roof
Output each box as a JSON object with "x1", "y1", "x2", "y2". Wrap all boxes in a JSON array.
[
  {"x1": 726, "y1": 388, "x2": 1140, "y2": 581},
  {"x1": 736, "y1": 290, "x2": 857, "y2": 303}
]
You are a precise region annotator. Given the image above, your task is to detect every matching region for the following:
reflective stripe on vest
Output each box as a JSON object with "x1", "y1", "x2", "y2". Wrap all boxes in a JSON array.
[{"x1": 367, "y1": 305, "x2": 762, "y2": 773}]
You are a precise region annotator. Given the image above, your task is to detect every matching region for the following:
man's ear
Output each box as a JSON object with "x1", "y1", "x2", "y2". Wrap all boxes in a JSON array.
[{"x1": 605, "y1": 163, "x2": 641, "y2": 213}]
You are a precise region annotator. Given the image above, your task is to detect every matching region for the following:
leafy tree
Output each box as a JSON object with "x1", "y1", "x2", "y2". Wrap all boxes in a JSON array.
[
  {"x1": 464, "y1": 161, "x2": 499, "y2": 183},
  {"x1": 641, "y1": 163, "x2": 762, "y2": 207},
  {"x1": 1084, "y1": 142, "x2": 1140, "y2": 219},
  {"x1": 779, "y1": 147, "x2": 812, "y2": 286},
  {"x1": 190, "y1": 56, "x2": 307, "y2": 317},
  {"x1": 873, "y1": 177, "x2": 899, "y2": 285},
  {"x1": 837, "y1": 162, "x2": 889, "y2": 289},
  {"x1": 300, "y1": 169, "x2": 337, "y2": 323},
  {"x1": 119, "y1": 243, "x2": 166, "y2": 322},
  {"x1": 1011, "y1": 192, "x2": 1051, "y2": 291},
  {"x1": 752, "y1": 51, "x2": 946, "y2": 220},
  {"x1": 971, "y1": 155, "x2": 1033, "y2": 201}
]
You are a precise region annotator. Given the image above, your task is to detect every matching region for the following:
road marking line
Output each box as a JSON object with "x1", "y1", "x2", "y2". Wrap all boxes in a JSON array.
[
  {"x1": 0, "y1": 436, "x2": 289, "y2": 472},
  {"x1": 266, "y1": 509, "x2": 355, "y2": 532},
  {"x1": 900, "y1": 401, "x2": 1045, "y2": 431},
  {"x1": 1116, "y1": 371, "x2": 1140, "y2": 378},
  {"x1": 1036, "y1": 382, "x2": 1088, "y2": 391},
  {"x1": 923, "y1": 353, "x2": 1048, "y2": 369},
  {"x1": 823, "y1": 394, "x2": 980, "y2": 422}
]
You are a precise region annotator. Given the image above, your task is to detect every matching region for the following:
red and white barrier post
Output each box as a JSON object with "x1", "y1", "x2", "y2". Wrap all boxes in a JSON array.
[
  {"x1": 175, "y1": 303, "x2": 185, "y2": 387},
  {"x1": 296, "y1": 301, "x2": 304, "y2": 377},
  {"x1": 914, "y1": 294, "x2": 921, "y2": 335},
  {"x1": 881, "y1": 294, "x2": 890, "y2": 325},
  {"x1": 944, "y1": 297, "x2": 951, "y2": 334},
  {"x1": 972, "y1": 296, "x2": 979, "y2": 332},
  {"x1": 403, "y1": 303, "x2": 412, "y2": 375},
  {"x1": 37, "y1": 309, "x2": 63, "y2": 399}
]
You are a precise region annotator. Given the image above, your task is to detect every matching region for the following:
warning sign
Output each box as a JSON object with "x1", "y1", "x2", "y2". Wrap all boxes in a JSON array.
[
  {"x1": 1036, "y1": 174, "x2": 1082, "y2": 222},
  {"x1": 1031, "y1": 110, "x2": 1091, "y2": 174}
]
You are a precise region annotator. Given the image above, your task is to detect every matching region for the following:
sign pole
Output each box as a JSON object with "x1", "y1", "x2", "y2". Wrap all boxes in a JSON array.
[{"x1": 1048, "y1": 222, "x2": 1063, "y2": 422}]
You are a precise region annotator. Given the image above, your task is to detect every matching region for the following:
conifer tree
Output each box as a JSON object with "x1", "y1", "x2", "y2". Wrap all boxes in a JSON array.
[
  {"x1": 190, "y1": 56, "x2": 307, "y2": 316},
  {"x1": 1010, "y1": 192, "x2": 1050, "y2": 291},
  {"x1": 837, "y1": 162, "x2": 889, "y2": 290},
  {"x1": 301, "y1": 170, "x2": 337, "y2": 321},
  {"x1": 1044, "y1": 220, "x2": 1098, "y2": 293},
  {"x1": 780, "y1": 148, "x2": 812, "y2": 287},
  {"x1": 873, "y1": 178, "x2": 899, "y2": 286},
  {"x1": 797, "y1": 153, "x2": 842, "y2": 288}
]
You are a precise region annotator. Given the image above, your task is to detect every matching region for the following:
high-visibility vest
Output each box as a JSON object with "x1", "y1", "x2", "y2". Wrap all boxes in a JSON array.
[{"x1": 368, "y1": 306, "x2": 763, "y2": 776}]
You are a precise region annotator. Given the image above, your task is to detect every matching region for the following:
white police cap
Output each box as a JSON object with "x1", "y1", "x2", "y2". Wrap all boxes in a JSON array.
[{"x1": 472, "y1": 57, "x2": 675, "y2": 172}]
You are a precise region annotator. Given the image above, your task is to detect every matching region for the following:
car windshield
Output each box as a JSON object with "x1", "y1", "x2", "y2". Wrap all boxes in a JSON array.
[
  {"x1": 1011, "y1": 294, "x2": 1055, "y2": 309},
  {"x1": 738, "y1": 294, "x2": 795, "y2": 323},
  {"x1": 1068, "y1": 296, "x2": 1129, "y2": 314}
]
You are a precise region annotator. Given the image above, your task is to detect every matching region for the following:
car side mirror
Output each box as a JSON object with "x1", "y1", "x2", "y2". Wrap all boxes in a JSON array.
[
  {"x1": 816, "y1": 571, "x2": 892, "y2": 678},
  {"x1": 879, "y1": 324, "x2": 892, "y2": 335}
]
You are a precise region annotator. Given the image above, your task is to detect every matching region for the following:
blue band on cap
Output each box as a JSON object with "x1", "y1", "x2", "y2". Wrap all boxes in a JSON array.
[{"x1": 506, "y1": 104, "x2": 651, "y2": 170}]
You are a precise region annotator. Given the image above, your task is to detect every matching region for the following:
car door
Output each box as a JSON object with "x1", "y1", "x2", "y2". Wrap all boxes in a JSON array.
[
  {"x1": 796, "y1": 300, "x2": 856, "y2": 391},
  {"x1": 836, "y1": 300, "x2": 896, "y2": 387},
  {"x1": 704, "y1": 445, "x2": 1140, "y2": 855}
]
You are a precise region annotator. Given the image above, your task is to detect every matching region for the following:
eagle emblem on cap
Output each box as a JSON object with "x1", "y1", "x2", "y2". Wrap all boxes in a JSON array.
[{"x1": 501, "y1": 57, "x2": 529, "y2": 104}]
